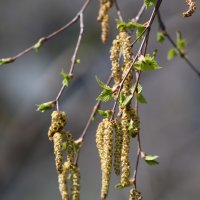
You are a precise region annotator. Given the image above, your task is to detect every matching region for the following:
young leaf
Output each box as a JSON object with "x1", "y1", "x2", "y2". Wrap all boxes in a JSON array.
[
  {"x1": 98, "y1": 109, "x2": 112, "y2": 118},
  {"x1": 75, "y1": 59, "x2": 81, "y2": 64},
  {"x1": 167, "y1": 48, "x2": 178, "y2": 60},
  {"x1": 136, "y1": 25, "x2": 146, "y2": 39},
  {"x1": 96, "y1": 89, "x2": 112, "y2": 102},
  {"x1": 157, "y1": 32, "x2": 165, "y2": 43},
  {"x1": 144, "y1": 154, "x2": 159, "y2": 166},
  {"x1": 96, "y1": 76, "x2": 112, "y2": 91},
  {"x1": 144, "y1": 0, "x2": 156, "y2": 8},
  {"x1": 61, "y1": 70, "x2": 72, "y2": 87},
  {"x1": 176, "y1": 31, "x2": 186, "y2": 53},
  {"x1": 34, "y1": 41, "x2": 42, "y2": 52},
  {"x1": 134, "y1": 54, "x2": 161, "y2": 71},
  {"x1": 36, "y1": 101, "x2": 56, "y2": 112},
  {"x1": 137, "y1": 93, "x2": 147, "y2": 104},
  {"x1": 0, "y1": 58, "x2": 15, "y2": 65}
]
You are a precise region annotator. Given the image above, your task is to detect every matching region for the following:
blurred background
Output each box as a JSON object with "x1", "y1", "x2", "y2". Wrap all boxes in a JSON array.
[{"x1": 0, "y1": 0, "x2": 200, "y2": 199}]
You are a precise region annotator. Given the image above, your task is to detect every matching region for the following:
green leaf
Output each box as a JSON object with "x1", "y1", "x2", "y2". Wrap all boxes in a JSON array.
[
  {"x1": 0, "y1": 58, "x2": 15, "y2": 65},
  {"x1": 34, "y1": 41, "x2": 42, "y2": 52},
  {"x1": 36, "y1": 101, "x2": 56, "y2": 112},
  {"x1": 144, "y1": 154, "x2": 159, "y2": 166},
  {"x1": 73, "y1": 141, "x2": 81, "y2": 154},
  {"x1": 115, "y1": 183, "x2": 124, "y2": 189},
  {"x1": 167, "y1": 48, "x2": 178, "y2": 60},
  {"x1": 118, "y1": 92, "x2": 132, "y2": 106},
  {"x1": 136, "y1": 25, "x2": 146, "y2": 39},
  {"x1": 96, "y1": 76, "x2": 112, "y2": 91},
  {"x1": 61, "y1": 70, "x2": 72, "y2": 86},
  {"x1": 96, "y1": 89, "x2": 112, "y2": 102},
  {"x1": 134, "y1": 55, "x2": 161, "y2": 71},
  {"x1": 176, "y1": 31, "x2": 186, "y2": 53},
  {"x1": 62, "y1": 142, "x2": 67, "y2": 150},
  {"x1": 157, "y1": 32, "x2": 165, "y2": 43},
  {"x1": 117, "y1": 20, "x2": 145, "y2": 32},
  {"x1": 98, "y1": 109, "x2": 112, "y2": 118},
  {"x1": 75, "y1": 59, "x2": 81, "y2": 64},
  {"x1": 137, "y1": 93, "x2": 147, "y2": 104},
  {"x1": 144, "y1": 0, "x2": 156, "y2": 8}
]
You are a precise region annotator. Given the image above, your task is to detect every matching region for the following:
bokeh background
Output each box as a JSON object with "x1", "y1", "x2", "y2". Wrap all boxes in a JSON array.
[{"x1": 0, "y1": 0, "x2": 200, "y2": 199}]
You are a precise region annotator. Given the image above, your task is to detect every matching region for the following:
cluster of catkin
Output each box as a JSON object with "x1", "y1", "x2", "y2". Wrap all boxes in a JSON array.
[
  {"x1": 96, "y1": 28, "x2": 141, "y2": 200},
  {"x1": 183, "y1": 0, "x2": 196, "y2": 17},
  {"x1": 97, "y1": 0, "x2": 113, "y2": 43},
  {"x1": 48, "y1": 111, "x2": 80, "y2": 200}
]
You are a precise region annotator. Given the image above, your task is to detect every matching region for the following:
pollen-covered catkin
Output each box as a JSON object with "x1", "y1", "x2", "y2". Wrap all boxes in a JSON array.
[
  {"x1": 110, "y1": 34, "x2": 121, "y2": 89},
  {"x1": 53, "y1": 132, "x2": 63, "y2": 173},
  {"x1": 96, "y1": 118, "x2": 114, "y2": 200},
  {"x1": 114, "y1": 119, "x2": 123, "y2": 175},
  {"x1": 129, "y1": 189, "x2": 142, "y2": 200},
  {"x1": 120, "y1": 109, "x2": 131, "y2": 187},
  {"x1": 48, "y1": 111, "x2": 67, "y2": 141},
  {"x1": 101, "y1": 119, "x2": 114, "y2": 200},
  {"x1": 183, "y1": 0, "x2": 196, "y2": 17},
  {"x1": 120, "y1": 31, "x2": 134, "y2": 96},
  {"x1": 58, "y1": 162, "x2": 70, "y2": 200},
  {"x1": 71, "y1": 165, "x2": 81, "y2": 200},
  {"x1": 97, "y1": 0, "x2": 113, "y2": 43},
  {"x1": 62, "y1": 130, "x2": 75, "y2": 164},
  {"x1": 130, "y1": 109, "x2": 140, "y2": 138}
]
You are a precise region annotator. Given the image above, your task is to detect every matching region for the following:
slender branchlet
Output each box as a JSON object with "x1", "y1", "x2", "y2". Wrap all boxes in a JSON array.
[
  {"x1": 183, "y1": 0, "x2": 196, "y2": 17},
  {"x1": 129, "y1": 188, "x2": 142, "y2": 200},
  {"x1": 70, "y1": 165, "x2": 81, "y2": 200},
  {"x1": 53, "y1": 132, "x2": 64, "y2": 173},
  {"x1": 97, "y1": 0, "x2": 113, "y2": 43},
  {"x1": 113, "y1": 119, "x2": 123, "y2": 176},
  {"x1": 48, "y1": 111, "x2": 67, "y2": 141},
  {"x1": 96, "y1": 118, "x2": 114, "y2": 200},
  {"x1": 58, "y1": 161, "x2": 71, "y2": 200}
]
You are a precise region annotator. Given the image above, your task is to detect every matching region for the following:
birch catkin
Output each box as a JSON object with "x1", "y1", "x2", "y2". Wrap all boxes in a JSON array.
[
  {"x1": 183, "y1": 0, "x2": 196, "y2": 17},
  {"x1": 96, "y1": 118, "x2": 114, "y2": 200},
  {"x1": 129, "y1": 189, "x2": 142, "y2": 200},
  {"x1": 71, "y1": 165, "x2": 81, "y2": 200}
]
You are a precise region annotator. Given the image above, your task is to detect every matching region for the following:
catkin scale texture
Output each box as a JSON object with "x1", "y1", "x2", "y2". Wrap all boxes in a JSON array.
[
  {"x1": 183, "y1": 0, "x2": 196, "y2": 17},
  {"x1": 129, "y1": 189, "x2": 142, "y2": 200},
  {"x1": 53, "y1": 132, "x2": 63, "y2": 173},
  {"x1": 71, "y1": 165, "x2": 81, "y2": 200},
  {"x1": 96, "y1": 118, "x2": 114, "y2": 200},
  {"x1": 48, "y1": 111, "x2": 67, "y2": 141},
  {"x1": 120, "y1": 109, "x2": 131, "y2": 187}
]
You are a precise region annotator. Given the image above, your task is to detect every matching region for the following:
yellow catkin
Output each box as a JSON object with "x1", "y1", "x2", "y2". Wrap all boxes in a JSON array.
[
  {"x1": 130, "y1": 109, "x2": 140, "y2": 138},
  {"x1": 120, "y1": 109, "x2": 131, "y2": 187},
  {"x1": 119, "y1": 30, "x2": 134, "y2": 96},
  {"x1": 129, "y1": 189, "x2": 142, "y2": 200},
  {"x1": 53, "y1": 132, "x2": 63, "y2": 173},
  {"x1": 110, "y1": 34, "x2": 121, "y2": 89},
  {"x1": 96, "y1": 118, "x2": 114, "y2": 200},
  {"x1": 97, "y1": 0, "x2": 113, "y2": 43},
  {"x1": 183, "y1": 0, "x2": 196, "y2": 17},
  {"x1": 58, "y1": 162, "x2": 70, "y2": 200},
  {"x1": 62, "y1": 130, "x2": 75, "y2": 164},
  {"x1": 114, "y1": 119, "x2": 123, "y2": 176},
  {"x1": 48, "y1": 111, "x2": 67, "y2": 141},
  {"x1": 71, "y1": 165, "x2": 81, "y2": 200}
]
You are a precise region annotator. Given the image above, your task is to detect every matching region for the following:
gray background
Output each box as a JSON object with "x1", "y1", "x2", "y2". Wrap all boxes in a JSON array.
[{"x1": 0, "y1": 0, "x2": 200, "y2": 199}]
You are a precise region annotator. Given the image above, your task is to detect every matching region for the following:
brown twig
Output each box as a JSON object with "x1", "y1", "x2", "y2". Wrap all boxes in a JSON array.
[
  {"x1": 113, "y1": 0, "x2": 123, "y2": 21},
  {"x1": 0, "y1": 0, "x2": 91, "y2": 65},
  {"x1": 157, "y1": 11, "x2": 200, "y2": 77}
]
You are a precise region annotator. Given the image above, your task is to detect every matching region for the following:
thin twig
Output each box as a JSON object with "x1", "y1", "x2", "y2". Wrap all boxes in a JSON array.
[
  {"x1": 157, "y1": 11, "x2": 200, "y2": 77},
  {"x1": 74, "y1": 75, "x2": 113, "y2": 165},
  {"x1": 113, "y1": 0, "x2": 123, "y2": 21},
  {"x1": 0, "y1": 0, "x2": 91, "y2": 65},
  {"x1": 134, "y1": 3, "x2": 146, "y2": 22}
]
